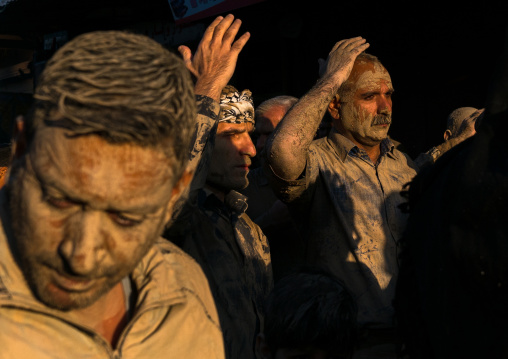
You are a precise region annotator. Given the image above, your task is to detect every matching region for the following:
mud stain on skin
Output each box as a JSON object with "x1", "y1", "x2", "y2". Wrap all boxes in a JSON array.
[{"x1": 102, "y1": 230, "x2": 116, "y2": 250}]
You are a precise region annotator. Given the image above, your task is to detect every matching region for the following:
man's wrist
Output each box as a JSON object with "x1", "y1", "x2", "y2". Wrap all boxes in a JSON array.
[{"x1": 427, "y1": 146, "x2": 441, "y2": 162}]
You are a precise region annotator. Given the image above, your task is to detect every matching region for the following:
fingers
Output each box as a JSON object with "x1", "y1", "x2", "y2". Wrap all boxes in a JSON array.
[
  {"x1": 201, "y1": 16, "x2": 225, "y2": 45},
  {"x1": 212, "y1": 14, "x2": 236, "y2": 45},
  {"x1": 210, "y1": 14, "x2": 249, "y2": 52},
  {"x1": 231, "y1": 31, "x2": 250, "y2": 54},
  {"x1": 221, "y1": 15, "x2": 243, "y2": 45},
  {"x1": 178, "y1": 45, "x2": 192, "y2": 63},
  {"x1": 330, "y1": 37, "x2": 369, "y2": 55}
]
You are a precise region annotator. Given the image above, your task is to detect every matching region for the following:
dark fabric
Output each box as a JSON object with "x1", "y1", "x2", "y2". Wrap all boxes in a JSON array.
[
  {"x1": 165, "y1": 189, "x2": 272, "y2": 359},
  {"x1": 395, "y1": 109, "x2": 508, "y2": 359}
]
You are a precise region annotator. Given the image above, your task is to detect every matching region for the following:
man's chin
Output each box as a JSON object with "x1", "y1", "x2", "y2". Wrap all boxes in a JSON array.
[{"x1": 33, "y1": 280, "x2": 112, "y2": 311}]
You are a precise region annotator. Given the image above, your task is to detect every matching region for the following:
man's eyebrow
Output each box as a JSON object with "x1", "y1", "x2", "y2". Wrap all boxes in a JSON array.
[
  {"x1": 220, "y1": 127, "x2": 247, "y2": 135},
  {"x1": 361, "y1": 88, "x2": 394, "y2": 97}
]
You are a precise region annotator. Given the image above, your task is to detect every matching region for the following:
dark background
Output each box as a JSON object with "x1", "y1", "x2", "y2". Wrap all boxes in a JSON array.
[{"x1": 1, "y1": 0, "x2": 507, "y2": 158}]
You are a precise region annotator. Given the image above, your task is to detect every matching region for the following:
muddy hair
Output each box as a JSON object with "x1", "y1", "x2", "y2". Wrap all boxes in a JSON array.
[
  {"x1": 27, "y1": 30, "x2": 196, "y2": 179},
  {"x1": 263, "y1": 267, "x2": 358, "y2": 357},
  {"x1": 337, "y1": 52, "x2": 384, "y2": 98}
]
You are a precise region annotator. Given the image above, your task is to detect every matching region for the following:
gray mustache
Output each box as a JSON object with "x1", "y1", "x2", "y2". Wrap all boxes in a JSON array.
[{"x1": 371, "y1": 114, "x2": 392, "y2": 126}]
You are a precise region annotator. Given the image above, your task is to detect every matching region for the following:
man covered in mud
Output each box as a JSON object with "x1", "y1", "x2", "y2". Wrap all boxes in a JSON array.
[
  {"x1": 164, "y1": 15, "x2": 272, "y2": 359},
  {"x1": 0, "y1": 29, "x2": 230, "y2": 358},
  {"x1": 264, "y1": 37, "x2": 470, "y2": 358}
]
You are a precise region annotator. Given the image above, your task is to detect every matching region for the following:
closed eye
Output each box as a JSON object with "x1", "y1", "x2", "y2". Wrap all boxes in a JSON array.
[
  {"x1": 108, "y1": 211, "x2": 145, "y2": 227},
  {"x1": 44, "y1": 195, "x2": 80, "y2": 209}
]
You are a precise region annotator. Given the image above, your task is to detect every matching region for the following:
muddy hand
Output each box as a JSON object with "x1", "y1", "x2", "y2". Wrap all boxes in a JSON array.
[{"x1": 321, "y1": 37, "x2": 370, "y2": 84}]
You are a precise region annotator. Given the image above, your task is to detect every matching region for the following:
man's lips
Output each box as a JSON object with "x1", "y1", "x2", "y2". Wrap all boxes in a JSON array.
[
  {"x1": 235, "y1": 163, "x2": 251, "y2": 170},
  {"x1": 50, "y1": 269, "x2": 96, "y2": 293}
]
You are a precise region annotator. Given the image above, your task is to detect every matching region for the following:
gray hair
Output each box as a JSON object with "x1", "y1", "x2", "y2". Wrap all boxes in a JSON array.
[{"x1": 255, "y1": 95, "x2": 298, "y2": 118}]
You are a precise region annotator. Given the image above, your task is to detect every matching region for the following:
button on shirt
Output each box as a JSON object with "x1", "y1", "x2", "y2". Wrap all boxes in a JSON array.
[{"x1": 268, "y1": 127, "x2": 418, "y2": 327}]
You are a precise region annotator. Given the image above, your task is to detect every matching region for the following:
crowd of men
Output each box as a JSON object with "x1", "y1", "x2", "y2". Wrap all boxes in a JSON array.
[{"x1": 0, "y1": 13, "x2": 506, "y2": 359}]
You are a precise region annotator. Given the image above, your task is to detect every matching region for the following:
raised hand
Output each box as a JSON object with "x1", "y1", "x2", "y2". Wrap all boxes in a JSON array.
[
  {"x1": 455, "y1": 108, "x2": 485, "y2": 140},
  {"x1": 178, "y1": 14, "x2": 250, "y2": 100},
  {"x1": 321, "y1": 37, "x2": 370, "y2": 85}
]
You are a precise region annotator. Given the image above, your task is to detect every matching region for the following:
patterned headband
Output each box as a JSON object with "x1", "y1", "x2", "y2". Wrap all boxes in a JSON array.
[{"x1": 219, "y1": 88, "x2": 255, "y2": 124}]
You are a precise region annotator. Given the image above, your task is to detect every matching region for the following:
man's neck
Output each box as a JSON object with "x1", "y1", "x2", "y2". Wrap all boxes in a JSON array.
[
  {"x1": 361, "y1": 144, "x2": 382, "y2": 164},
  {"x1": 204, "y1": 183, "x2": 226, "y2": 202},
  {"x1": 67, "y1": 281, "x2": 129, "y2": 348},
  {"x1": 348, "y1": 137, "x2": 382, "y2": 164}
]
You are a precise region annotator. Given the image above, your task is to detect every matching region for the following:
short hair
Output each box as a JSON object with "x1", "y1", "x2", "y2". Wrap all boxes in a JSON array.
[
  {"x1": 446, "y1": 107, "x2": 478, "y2": 136},
  {"x1": 263, "y1": 267, "x2": 358, "y2": 357},
  {"x1": 255, "y1": 95, "x2": 298, "y2": 118},
  {"x1": 27, "y1": 30, "x2": 196, "y2": 181}
]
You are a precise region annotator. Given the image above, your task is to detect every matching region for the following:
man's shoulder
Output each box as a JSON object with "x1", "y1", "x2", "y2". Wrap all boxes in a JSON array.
[
  {"x1": 151, "y1": 237, "x2": 222, "y2": 324},
  {"x1": 389, "y1": 147, "x2": 419, "y2": 172},
  {"x1": 153, "y1": 237, "x2": 211, "y2": 286}
]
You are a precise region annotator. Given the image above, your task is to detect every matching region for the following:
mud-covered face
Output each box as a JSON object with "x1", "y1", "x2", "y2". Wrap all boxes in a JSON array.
[
  {"x1": 8, "y1": 127, "x2": 178, "y2": 310},
  {"x1": 337, "y1": 60, "x2": 394, "y2": 148},
  {"x1": 206, "y1": 122, "x2": 256, "y2": 192}
]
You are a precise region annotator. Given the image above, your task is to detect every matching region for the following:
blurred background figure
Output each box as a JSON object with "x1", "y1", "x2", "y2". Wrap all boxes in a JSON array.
[{"x1": 443, "y1": 106, "x2": 484, "y2": 141}]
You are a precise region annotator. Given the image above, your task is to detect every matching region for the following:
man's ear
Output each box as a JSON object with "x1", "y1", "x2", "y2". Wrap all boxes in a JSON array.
[
  {"x1": 164, "y1": 169, "x2": 194, "y2": 223},
  {"x1": 443, "y1": 129, "x2": 452, "y2": 141},
  {"x1": 255, "y1": 333, "x2": 272, "y2": 359},
  {"x1": 11, "y1": 115, "x2": 27, "y2": 159},
  {"x1": 327, "y1": 94, "x2": 341, "y2": 120}
]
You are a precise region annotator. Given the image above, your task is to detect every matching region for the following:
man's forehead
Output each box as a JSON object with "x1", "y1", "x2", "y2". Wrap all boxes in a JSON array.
[
  {"x1": 350, "y1": 60, "x2": 393, "y2": 90},
  {"x1": 217, "y1": 121, "x2": 254, "y2": 132},
  {"x1": 29, "y1": 128, "x2": 176, "y2": 199}
]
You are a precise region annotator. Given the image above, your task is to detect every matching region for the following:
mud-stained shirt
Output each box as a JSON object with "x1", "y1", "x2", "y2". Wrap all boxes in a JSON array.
[
  {"x1": 267, "y1": 127, "x2": 418, "y2": 328},
  {"x1": 165, "y1": 96, "x2": 273, "y2": 359}
]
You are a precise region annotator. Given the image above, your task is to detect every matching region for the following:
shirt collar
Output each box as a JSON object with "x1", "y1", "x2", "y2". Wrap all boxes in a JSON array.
[
  {"x1": 326, "y1": 127, "x2": 398, "y2": 162},
  {"x1": 201, "y1": 188, "x2": 248, "y2": 216}
]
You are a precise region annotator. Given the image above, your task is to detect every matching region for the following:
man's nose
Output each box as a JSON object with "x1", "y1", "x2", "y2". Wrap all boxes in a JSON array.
[
  {"x1": 240, "y1": 133, "x2": 257, "y2": 158},
  {"x1": 377, "y1": 96, "x2": 392, "y2": 114},
  {"x1": 59, "y1": 211, "x2": 106, "y2": 276}
]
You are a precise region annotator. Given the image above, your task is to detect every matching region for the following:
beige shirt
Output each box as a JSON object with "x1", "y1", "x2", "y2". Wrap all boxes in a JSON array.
[
  {"x1": 267, "y1": 128, "x2": 418, "y2": 328},
  {"x1": 0, "y1": 195, "x2": 225, "y2": 359}
]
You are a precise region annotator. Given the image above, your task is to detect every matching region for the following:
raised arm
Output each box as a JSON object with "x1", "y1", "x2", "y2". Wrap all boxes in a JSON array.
[
  {"x1": 265, "y1": 37, "x2": 370, "y2": 180},
  {"x1": 178, "y1": 14, "x2": 250, "y2": 102},
  {"x1": 168, "y1": 15, "x2": 249, "y2": 225},
  {"x1": 414, "y1": 108, "x2": 485, "y2": 168},
  {"x1": 178, "y1": 14, "x2": 250, "y2": 181}
]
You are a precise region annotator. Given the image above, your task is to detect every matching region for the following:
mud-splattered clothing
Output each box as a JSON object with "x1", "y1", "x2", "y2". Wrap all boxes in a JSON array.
[
  {"x1": 267, "y1": 127, "x2": 418, "y2": 328},
  {"x1": 0, "y1": 192, "x2": 225, "y2": 359},
  {"x1": 164, "y1": 96, "x2": 273, "y2": 359}
]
